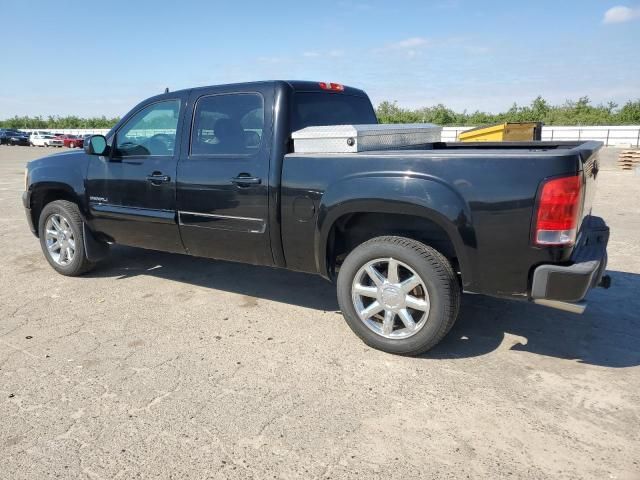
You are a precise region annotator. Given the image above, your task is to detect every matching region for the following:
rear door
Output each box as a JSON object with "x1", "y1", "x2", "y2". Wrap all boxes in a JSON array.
[
  {"x1": 176, "y1": 85, "x2": 274, "y2": 265},
  {"x1": 86, "y1": 94, "x2": 187, "y2": 252}
]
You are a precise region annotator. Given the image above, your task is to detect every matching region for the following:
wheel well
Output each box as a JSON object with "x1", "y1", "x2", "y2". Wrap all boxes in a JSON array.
[
  {"x1": 327, "y1": 212, "x2": 459, "y2": 279},
  {"x1": 30, "y1": 188, "x2": 77, "y2": 236}
]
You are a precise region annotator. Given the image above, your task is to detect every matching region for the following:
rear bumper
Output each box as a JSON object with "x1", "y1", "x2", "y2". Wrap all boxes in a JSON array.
[{"x1": 531, "y1": 216, "x2": 609, "y2": 303}]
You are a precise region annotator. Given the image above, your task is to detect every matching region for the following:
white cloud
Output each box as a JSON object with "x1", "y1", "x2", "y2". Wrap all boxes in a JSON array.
[
  {"x1": 302, "y1": 49, "x2": 344, "y2": 59},
  {"x1": 372, "y1": 37, "x2": 430, "y2": 58},
  {"x1": 603, "y1": 5, "x2": 640, "y2": 24},
  {"x1": 464, "y1": 45, "x2": 491, "y2": 55},
  {"x1": 391, "y1": 37, "x2": 429, "y2": 49},
  {"x1": 257, "y1": 56, "x2": 289, "y2": 64}
]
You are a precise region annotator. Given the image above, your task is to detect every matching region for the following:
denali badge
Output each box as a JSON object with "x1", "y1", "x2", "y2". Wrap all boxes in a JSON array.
[{"x1": 89, "y1": 196, "x2": 108, "y2": 203}]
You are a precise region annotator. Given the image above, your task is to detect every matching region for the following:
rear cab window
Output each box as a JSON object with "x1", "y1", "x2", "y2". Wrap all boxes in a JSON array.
[{"x1": 292, "y1": 92, "x2": 377, "y2": 131}]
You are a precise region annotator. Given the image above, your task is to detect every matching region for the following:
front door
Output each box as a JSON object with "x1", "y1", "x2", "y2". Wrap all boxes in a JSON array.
[
  {"x1": 177, "y1": 87, "x2": 273, "y2": 265},
  {"x1": 86, "y1": 96, "x2": 186, "y2": 253}
]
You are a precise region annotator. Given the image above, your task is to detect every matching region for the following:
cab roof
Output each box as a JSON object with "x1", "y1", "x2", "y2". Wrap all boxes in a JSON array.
[{"x1": 170, "y1": 80, "x2": 369, "y2": 98}]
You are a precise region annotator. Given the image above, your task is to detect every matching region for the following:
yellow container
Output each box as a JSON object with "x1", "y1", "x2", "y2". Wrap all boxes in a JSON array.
[{"x1": 458, "y1": 122, "x2": 542, "y2": 142}]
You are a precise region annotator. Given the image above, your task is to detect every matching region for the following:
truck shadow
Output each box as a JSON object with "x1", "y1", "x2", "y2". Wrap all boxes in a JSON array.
[
  {"x1": 89, "y1": 246, "x2": 339, "y2": 312},
  {"x1": 427, "y1": 271, "x2": 640, "y2": 368},
  {"x1": 89, "y1": 247, "x2": 639, "y2": 368}
]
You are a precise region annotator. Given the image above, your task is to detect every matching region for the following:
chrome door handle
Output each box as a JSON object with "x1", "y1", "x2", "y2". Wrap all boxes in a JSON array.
[
  {"x1": 146, "y1": 174, "x2": 170, "y2": 185},
  {"x1": 231, "y1": 175, "x2": 261, "y2": 186}
]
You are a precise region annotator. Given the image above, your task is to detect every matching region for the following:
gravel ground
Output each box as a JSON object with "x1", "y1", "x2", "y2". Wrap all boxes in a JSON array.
[{"x1": 1, "y1": 145, "x2": 638, "y2": 480}]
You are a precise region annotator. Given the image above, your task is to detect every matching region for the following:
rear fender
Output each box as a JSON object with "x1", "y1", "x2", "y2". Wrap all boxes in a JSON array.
[{"x1": 315, "y1": 172, "x2": 476, "y2": 284}]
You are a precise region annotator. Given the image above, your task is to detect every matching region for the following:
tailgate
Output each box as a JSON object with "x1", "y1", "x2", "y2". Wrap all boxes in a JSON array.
[{"x1": 577, "y1": 141, "x2": 602, "y2": 227}]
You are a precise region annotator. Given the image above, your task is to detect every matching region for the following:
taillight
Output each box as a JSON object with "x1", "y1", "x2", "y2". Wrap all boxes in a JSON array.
[
  {"x1": 534, "y1": 175, "x2": 582, "y2": 246},
  {"x1": 319, "y1": 82, "x2": 344, "y2": 92}
]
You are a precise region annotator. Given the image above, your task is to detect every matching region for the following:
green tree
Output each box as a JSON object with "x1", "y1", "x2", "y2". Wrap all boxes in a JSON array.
[
  {"x1": 0, "y1": 115, "x2": 120, "y2": 129},
  {"x1": 374, "y1": 96, "x2": 640, "y2": 126},
  {"x1": 3, "y1": 96, "x2": 640, "y2": 129}
]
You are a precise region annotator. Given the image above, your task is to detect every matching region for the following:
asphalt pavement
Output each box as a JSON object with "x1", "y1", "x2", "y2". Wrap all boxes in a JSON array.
[{"x1": 1, "y1": 145, "x2": 638, "y2": 479}]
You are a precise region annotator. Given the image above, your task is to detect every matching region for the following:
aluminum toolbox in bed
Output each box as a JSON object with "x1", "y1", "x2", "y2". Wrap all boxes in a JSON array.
[{"x1": 291, "y1": 124, "x2": 442, "y2": 154}]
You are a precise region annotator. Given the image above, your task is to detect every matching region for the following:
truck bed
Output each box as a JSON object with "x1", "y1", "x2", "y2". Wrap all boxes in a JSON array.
[
  {"x1": 391, "y1": 140, "x2": 596, "y2": 153},
  {"x1": 281, "y1": 141, "x2": 602, "y2": 298},
  {"x1": 291, "y1": 140, "x2": 598, "y2": 155}
]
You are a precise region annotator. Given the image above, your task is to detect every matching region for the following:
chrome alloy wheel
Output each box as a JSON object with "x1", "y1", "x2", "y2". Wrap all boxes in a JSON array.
[
  {"x1": 351, "y1": 257, "x2": 431, "y2": 339},
  {"x1": 44, "y1": 213, "x2": 76, "y2": 266}
]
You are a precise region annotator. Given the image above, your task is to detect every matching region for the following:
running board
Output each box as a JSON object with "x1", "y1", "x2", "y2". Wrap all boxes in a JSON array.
[{"x1": 533, "y1": 299, "x2": 587, "y2": 314}]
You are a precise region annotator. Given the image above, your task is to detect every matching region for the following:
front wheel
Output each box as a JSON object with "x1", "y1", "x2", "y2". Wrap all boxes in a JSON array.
[
  {"x1": 38, "y1": 200, "x2": 95, "y2": 276},
  {"x1": 337, "y1": 236, "x2": 460, "y2": 355}
]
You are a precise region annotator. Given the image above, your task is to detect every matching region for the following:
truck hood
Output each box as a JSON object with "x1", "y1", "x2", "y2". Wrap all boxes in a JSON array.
[
  {"x1": 28, "y1": 148, "x2": 89, "y2": 170},
  {"x1": 27, "y1": 149, "x2": 92, "y2": 192}
]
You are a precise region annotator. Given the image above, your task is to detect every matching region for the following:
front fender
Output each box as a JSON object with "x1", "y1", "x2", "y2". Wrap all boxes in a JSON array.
[
  {"x1": 26, "y1": 151, "x2": 90, "y2": 222},
  {"x1": 315, "y1": 172, "x2": 476, "y2": 285}
]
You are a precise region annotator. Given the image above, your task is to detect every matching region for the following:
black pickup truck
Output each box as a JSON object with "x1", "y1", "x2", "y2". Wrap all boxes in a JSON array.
[{"x1": 23, "y1": 81, "x2": 610, "y2": 355}]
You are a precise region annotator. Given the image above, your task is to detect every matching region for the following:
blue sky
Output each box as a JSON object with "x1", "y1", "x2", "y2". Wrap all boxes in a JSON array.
[{"x1": 1, "y1": 0, "x2": 638, "y2": 118}]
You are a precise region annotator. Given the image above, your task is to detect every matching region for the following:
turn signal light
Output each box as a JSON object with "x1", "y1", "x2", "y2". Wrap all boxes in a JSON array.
[
  {"x1": 534, "y1": 175, "x2": 582, "y2": 246},
  {"x1": 319, "y1": 82, "x2": 345, "y2": 92}
]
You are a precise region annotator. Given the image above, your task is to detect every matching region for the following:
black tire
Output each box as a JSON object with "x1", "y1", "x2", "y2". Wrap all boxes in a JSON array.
[
  {"x1": 38, "y1": 200, "x2": 95, "y2": 276},
  {"x1": 337, "y1": 236, "x2": 460, "y2": 356}
]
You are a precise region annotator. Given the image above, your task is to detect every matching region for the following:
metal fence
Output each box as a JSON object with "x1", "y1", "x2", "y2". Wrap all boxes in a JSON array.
[
  {"x1": 18, "y1": 125, "x2": 640, "y2": 147},
  {"x1": 441, "y1": 126, "x2": 640, "y2": 147},
  {"x1": 20, "y1": 128, "x2": 111, "y2": 136}
]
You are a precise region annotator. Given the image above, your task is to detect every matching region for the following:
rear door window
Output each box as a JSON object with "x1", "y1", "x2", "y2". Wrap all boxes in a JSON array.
[{"x1": 190, "y1": 93, "x2": 264, "y2": 156}]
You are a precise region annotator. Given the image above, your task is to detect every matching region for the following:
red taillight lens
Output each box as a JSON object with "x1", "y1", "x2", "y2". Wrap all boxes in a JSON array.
[
  {"x1": 319, "y1": 82, "x2": 344, "y2": 92},
  {"x1": 534, "y1": 175, "x2": 582, "y2": 246}
]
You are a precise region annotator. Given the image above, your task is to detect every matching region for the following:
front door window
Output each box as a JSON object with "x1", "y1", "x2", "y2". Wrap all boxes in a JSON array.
[{"x1": 114, "y1": 99, "x2": 181, "y2": 158}]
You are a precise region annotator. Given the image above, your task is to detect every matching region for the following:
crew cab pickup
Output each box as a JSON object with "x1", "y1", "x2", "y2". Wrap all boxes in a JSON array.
[{"x1": 23, "y1": 81, "x2": 610, "y2": 355}]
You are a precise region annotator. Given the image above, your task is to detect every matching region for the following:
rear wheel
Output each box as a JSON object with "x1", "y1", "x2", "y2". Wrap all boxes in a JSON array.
[
  {"x1": 38, "y1": 200, "x2": 95, "y2": 276},
  {"x1": 337, "y1": 236, "x2": 460, "y2": 355}
]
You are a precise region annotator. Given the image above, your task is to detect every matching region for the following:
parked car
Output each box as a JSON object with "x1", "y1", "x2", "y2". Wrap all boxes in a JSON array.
[
  {"x1": 0, "y1": 129, "x2": 30, "y2": 146},
  {"x1": 56, "y1": 134, "x2": 84, "y2": 148},
  {"x1": 22, "y1": 81, "x2": 611, "y2": 355},
  {"x1": 30, "y1": 132, "x2": 64, "y2": 147}
]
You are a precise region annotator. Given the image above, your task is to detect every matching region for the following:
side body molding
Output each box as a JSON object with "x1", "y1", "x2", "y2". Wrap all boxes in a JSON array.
[{"x1": 314, "y1": 172, "x2": 476, "y2": 286}]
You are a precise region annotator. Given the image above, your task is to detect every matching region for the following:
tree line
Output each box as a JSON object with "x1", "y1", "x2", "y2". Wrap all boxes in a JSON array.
[
  {"x1": 1, "y1": 96, "x2": 639, "y2": 128},
  {"x1": 376, "y1": 96, "x2": 640, "y2": 126},
  {"x1": 0, "y1": 115, "x2": 119, "y2": 129}
]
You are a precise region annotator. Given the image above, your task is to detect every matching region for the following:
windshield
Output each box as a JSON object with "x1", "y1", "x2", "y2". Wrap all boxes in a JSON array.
[{"x1": 292, "y1": 93, "x2": 377, "y2": 131}]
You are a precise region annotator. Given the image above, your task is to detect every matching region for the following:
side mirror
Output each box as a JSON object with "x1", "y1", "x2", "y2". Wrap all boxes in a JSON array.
[{"x1": 84, "y1": 135, "x2": 109, "y2": 156}]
